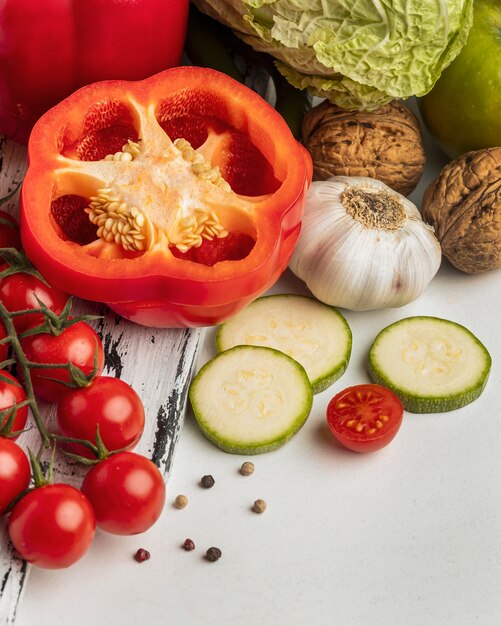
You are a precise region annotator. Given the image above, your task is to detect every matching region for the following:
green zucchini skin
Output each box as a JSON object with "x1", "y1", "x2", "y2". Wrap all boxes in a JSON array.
[
  {"x1": 216, "y1": 294, "x2": 352, "y2": 394},
  {"x1": 189, "y1": 345, "x2": 313, "y2": 455},
  {"x1": 368, "y1": 316, "x2": 491, "y2": 414}
]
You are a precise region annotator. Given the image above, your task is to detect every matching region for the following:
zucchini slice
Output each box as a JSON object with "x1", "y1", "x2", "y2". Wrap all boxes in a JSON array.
[
  {"x1": 216, "y1": 294, "x2": 352, "y2": 393},
  {"x1": 189, "y1": 345, "x2": 313, "y2": 454},
  {"x1": 368, "y1": 316, "x2": 491, "y2": 413}
]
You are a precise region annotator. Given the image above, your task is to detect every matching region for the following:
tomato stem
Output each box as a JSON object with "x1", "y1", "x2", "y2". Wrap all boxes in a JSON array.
[
  {"x1": 0, "y1": 247, "x2": 106, "y2": 465},
  {"x1": 15, "y1": 298, "x2": 102, "y2": 339},
  {"x1": 0, "y1": 299, "x2": 51, "y2": 446},
  {"x1": 0, "y1": 406, "x2": 17, "y2": 436},
  {"x1": 0, "y1": 247, "x2": 49, "y2": 285},
  {"x1": 29, "y1": 447, "x2": 49, "y2": 488},
  {"x1": 51, "y1": 432, "x2": 99, "y2": 456}
]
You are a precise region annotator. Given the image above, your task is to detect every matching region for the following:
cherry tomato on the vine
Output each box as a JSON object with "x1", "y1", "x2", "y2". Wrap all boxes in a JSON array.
[
  {"x1": 0, "y1": 369, "x2": 28, "y2": 438},
  {"x1": 20, "y1": 321, "x2": 104, "y2": 403},
  {"x1": 81, "y1": 452, "x2": 166, "y2": 535},
  {"x1": 8, "y1": 483, "x2": 96, "y2": 569},
  {"x1": 0, "y1": 322, "x2": 9, "y2": 363},
  {"x1": 0, "y1": 272, "x2": 68, "y2": 332},
  {"x1": 0, "y1": 209, "x2": 22, "y2": 253},
  {"x1": 57, "y1": 376, "x2": 145, "y2": 459},
  {"x1": 326, "y1": 384, "x2": 404, "y2": 453},
  {"x1": 0, "y1": 438, "x2": 30, "y2": 515}
]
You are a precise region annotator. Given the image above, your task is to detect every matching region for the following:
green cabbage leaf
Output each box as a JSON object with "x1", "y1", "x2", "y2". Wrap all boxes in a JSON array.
[{"x1": 193, "y1": 0, "x2": 474, "y2": 110}]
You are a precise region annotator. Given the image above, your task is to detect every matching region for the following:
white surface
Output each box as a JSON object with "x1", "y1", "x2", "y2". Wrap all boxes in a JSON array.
[{"x1": 14, "y1": 116, "x2": 501, "y2": 626}]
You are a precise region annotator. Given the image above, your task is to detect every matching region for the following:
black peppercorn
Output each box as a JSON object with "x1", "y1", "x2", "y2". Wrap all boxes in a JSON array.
[
  {"x1": 200, "y1": 474, "x2": 215, "y2": 489},
  {"x1": 205, "y1": 547, "x2": 222, "y2": 562},
  {"x1": 134, "y1": 548, "x2": 150, "y2": 563}
]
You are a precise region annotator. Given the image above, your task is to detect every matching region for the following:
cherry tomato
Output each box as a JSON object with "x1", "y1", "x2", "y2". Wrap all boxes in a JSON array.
[
  {"x1": 8, "y1": 483, "x2": 96, "y2": 569},
  {"x1": 326, "y1": 384, "x2": 404, "y2": 453},
  {"x1": 0, "y1": 209, "x2": 22, "y2": 253},
  {"x1": 20, "y1": 321, "x2": 104, "y2": 403},
  {"x1": 0, "y1": 322, "x2": 9, "y2": 363},
  {"x1": 81, "y1": 452, "x2": 166, "y2": 535},
  {"x1": 57, "y1": 376, "x2": 145, "y2": 458},
  {"x1": 0, "y1": 370, "x2": 28, "y2": 438},
  {"x1": 0, "y1": 439, "x2": 30, "y2": 515},
  {"x1": 0, "y1": 272, "x2": 68, "y2": 332}
]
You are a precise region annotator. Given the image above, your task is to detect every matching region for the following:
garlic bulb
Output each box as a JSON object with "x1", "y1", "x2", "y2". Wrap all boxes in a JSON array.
[{"x1": 289, "y1": 177, "x2": 441, "y2": 311}]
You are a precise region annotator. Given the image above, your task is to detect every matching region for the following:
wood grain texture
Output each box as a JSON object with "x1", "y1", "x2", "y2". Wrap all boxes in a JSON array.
[{"x1": 0, "y1": 137, "x2": 204, "y2": 625}]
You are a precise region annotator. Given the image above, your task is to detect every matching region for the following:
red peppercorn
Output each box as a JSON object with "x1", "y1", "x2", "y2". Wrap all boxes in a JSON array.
[
  {"x1": 134, "y1": 548, "x2": 150, "y2": 563},
  {"x1": 182, "y1": 538, "x2": 195, "y2": 551}
]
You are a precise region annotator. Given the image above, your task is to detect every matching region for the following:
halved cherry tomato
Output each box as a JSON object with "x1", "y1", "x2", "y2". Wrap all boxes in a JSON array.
[
  {"x1": 20, "y1": 321, "x2": 104, "y2": 403},
  {"x1": 0, "y1": 369, "x2": 28, "y2": 438},
  {"x1": 8, "y1": 483, "x2": 96, "y2": 569},
  {"x1": 0, "y1": 272, "x2": 68, "y2": 332},
  {"x1": 326, "y1": 384, "x2": 404, "y2": 453},
  {"x1": 0, "y1": 438, "x2": 30, "y2": 515},
  {"x1": 81, "y1": 451, "x2": 166, "y2": 535},
  {"x1": 57, "y1": 376, "x2": 145, "y2": 458}
]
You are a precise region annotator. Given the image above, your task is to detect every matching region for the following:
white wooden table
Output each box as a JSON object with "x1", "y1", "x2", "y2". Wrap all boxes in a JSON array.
[{"x1": 0, "y1": 137, "x2": 204, "y2": 625}]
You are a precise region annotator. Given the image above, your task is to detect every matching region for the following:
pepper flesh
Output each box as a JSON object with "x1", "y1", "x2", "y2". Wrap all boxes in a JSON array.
[
  {"x1": 0, "y1": 0, "x2": 189, "y2": 143},
  {"x1": 20, "y1": 67, "x2": 312, "y2": 328}
]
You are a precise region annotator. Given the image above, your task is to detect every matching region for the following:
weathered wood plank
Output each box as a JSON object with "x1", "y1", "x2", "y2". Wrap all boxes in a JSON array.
[{"x1": 0, "y1": 137, "x2": 204, "y2": 625}]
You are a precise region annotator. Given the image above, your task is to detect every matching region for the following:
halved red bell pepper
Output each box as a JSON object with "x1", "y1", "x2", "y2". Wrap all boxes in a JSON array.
[
  {"x1": 0, "y1": 0, "x2": 189, "y2": 143},
  {"x1": 20, "y1": 67, "x2": 312, "y2": 328}
]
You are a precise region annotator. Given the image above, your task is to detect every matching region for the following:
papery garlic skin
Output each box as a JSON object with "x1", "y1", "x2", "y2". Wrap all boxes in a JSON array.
[{"x1": 289, "y1": 177, "x2": 442, "y2": 311}]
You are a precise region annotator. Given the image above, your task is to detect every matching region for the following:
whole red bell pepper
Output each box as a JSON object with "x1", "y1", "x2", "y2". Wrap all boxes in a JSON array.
[
  {"x1": 20, "y1": 67, "x2": 312, "y2": 328},
  {"x1": 0, "y1": 0, "x2": 189, "y2": 143}
]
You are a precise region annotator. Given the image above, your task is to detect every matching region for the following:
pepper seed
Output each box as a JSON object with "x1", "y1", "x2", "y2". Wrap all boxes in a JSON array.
[
  {"x1": 201, "y1": 474, "x2": 215, "y2": 489},
  {"x1": 134, "y1": 548, "x2": 151, "y2": 563},
  {"x1": 240, "y1": 461, "x2": 255, "y2": 476},
  {"x1": 252, "y1": 499, "x2": 267, "y2": 514},
  {"x1": 174, "y1": 494, "x2": 189, "y2": 509},
  {"x1": 205, "y1": 547, "x2": 222, "y2": 562}
]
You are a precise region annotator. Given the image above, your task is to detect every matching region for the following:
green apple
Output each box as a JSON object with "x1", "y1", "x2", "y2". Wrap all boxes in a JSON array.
[{"x1": 420, "y1": 0, "x2": 501, "y2": 159}]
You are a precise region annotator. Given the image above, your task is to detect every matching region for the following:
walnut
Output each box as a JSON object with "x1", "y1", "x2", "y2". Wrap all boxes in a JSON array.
[
  {"x1": 422, "y1": 148, "x2": 501, "y2": 274},
  {"x1": 302, "y1": 100, "x2": 425, "y2": 196}
]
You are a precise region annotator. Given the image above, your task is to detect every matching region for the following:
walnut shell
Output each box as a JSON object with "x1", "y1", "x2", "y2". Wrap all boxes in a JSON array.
[
  {"x1": 422, "y1": 148, "x2": 501, "y2": 274},
  {"x1": 302, "y1": 100, "x2": 425, "y2": 196}
]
